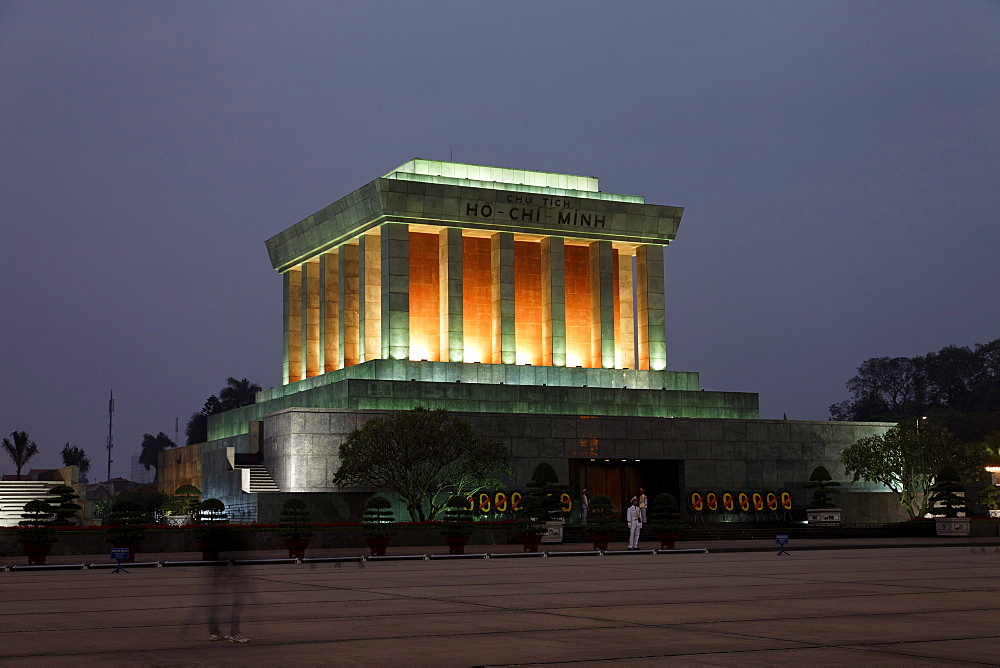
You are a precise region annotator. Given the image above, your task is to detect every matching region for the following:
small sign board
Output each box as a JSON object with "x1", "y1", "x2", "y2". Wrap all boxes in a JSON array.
[
  {"x1": 775, "y1": 534, "x2": 789, "y2": 546},
  {"x1": 109, "y1": 547, "x2": 130, "y2": 561}
]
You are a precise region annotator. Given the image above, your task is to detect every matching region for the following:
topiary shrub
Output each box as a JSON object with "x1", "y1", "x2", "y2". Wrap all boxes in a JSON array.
[
  {"x1": 440, "y1": 495, "x2": 474, "y2": 537},
  {"x1": 48, "y1": 484, "x2": 82, "y2": 526},
  {"x1": 525, "y1": 462, "x2": 570, "y2": 521},
  {"x1": 105, "y1": 498, "x2": 148, "y2": 545},
  {"x1": 804, "y1": 466, "x2": 841, "y2": 509},
  {"x1": 514, "y1": 494, "x2": 546, "y2": 536},
  {"x1": 192, "y1": 498, "x2": 231, "y2": 549},
  {"x1": 362, "y1": 495, "x2": 398, "y2": 539},
  {"x1": 15, "y1": 499, "x2": 58, "y2": 545},
  {"x1": 586, "y1": 494, "x2": 617, "y2": 534},
  {"x1": 929, "y1": 466, "x2": 966, "y2": 518},
  {"x1": 649, "y1": 493, "x2": 682, "y2": 533},
  {"x1": 279, "y1": 498, "x2": 314, "y2": 540}
]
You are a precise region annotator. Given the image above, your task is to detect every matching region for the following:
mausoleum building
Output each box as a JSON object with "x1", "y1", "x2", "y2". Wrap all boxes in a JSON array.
[{"x1": 162, "y1": 160, "x2": 895, "y2": 523}]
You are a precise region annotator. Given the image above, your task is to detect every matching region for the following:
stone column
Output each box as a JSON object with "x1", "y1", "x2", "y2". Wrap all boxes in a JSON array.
[
  {"x1": 300, "y1": 259, "x2": 321, "y2": 378},
  {"x1": 359, "y1": 230, "x2": 381, "y2": 362},
  {"x1": 617, "y1": 251, "x2": 635, "y2": 369},
  {"x1": 338, "y1": 244, "x2": 360, "y2": 368},
  {"x1": 589, "y1": 240, "x2": 616, "y2": 369},
  {"x1": 282, "y1": 266, "x2": 302, "y2": 384},
  {"x1": 439, "y1": 228, "x2": 464, "y2": 363},
  {"x1": 491, "y1": 232, "x2": 515, "y2": 365},
  {"x1": 319, "y1": 250, "x2": 339, "y2": 373},
  {"x1": 380, "y1": 222, "x2": 410, "y2": 360},
  {"x1": 636, "y1": 244, "x2": 667, "y2": 371},
  {"x1": 541, "y1": 236, "x2": 566, "y2": 367}
]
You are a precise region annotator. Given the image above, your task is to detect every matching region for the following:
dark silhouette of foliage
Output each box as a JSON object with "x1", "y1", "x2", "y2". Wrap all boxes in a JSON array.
[
  {"x1": 48, "y1": 484, "x2": 82, "y2": 526},
  {"x1": 649, "y1": 493, "x2": 682, "y2": 533},
  {"x1": 3, "y1": 431, "x2": 39, "y2": 478},
  {"x1": 139, "y1": 432, "x2": 175, "y2": 472},
  {"x1": 16, "y1": 499, "x2": 58, "y2": 545},
  {"x1": 333, "y1": 407, "x2": 510, "y2": 521},
  {"x1": 525, "y1": 462, "x2": 569, "y2": 521},
  {"x1": 185, "y1": 378, "x2": 261, "y2": 444},
  {"x1": 278, "y1": 497, "x2": 314, "y2": 540},
  {"x1": 361, "y1": 495, "x2": 398, "y2": 539},
  {"x1": 804, "y1": 466, "x2": 841, "y2": 509},
  {"x1": 586, "y1": 494, "x2": 617, "y2": 533},
  {"x1": 830, "y1": 339, "x2": 1000, "y2": 444},
  {"x1": 60, "y1": 443, "x2": 91, "y2": 482},
  {"x1": 514, "y1": 494, "x2": 546, "y2": 536},
  {"x1": 928, "y1": 465, "x2": 966, "y2": 518},
  {"x1": 106, "y1": 498, "x2": 148, "y2": 545},
  {"x1": 440, "y1": 495, "x2": 474, "y2": 537}
]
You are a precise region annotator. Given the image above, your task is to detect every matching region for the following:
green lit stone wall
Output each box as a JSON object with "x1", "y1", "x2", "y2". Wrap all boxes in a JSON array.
[{"x1": 206, "y1": 369, "x2": 757, "y2": 441}]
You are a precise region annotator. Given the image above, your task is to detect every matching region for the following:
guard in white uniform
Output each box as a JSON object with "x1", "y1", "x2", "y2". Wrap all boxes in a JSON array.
[{"x1": 626, "y1": 497, "x2": 642, "y2": 549}]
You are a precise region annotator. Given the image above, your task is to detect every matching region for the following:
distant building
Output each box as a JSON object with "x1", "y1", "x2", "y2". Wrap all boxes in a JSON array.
[{"x1": 130, "y1": 453, "x2": 154, "y2": 485}]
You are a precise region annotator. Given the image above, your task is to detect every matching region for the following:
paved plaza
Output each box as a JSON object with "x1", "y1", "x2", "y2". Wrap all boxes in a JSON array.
[{"x1": 2, "y1": 544, "x2": 999, "y2": 666}]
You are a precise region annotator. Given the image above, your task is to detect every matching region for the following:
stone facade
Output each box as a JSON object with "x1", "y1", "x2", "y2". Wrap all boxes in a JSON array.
[{"x1": 173, "y1": 160, "x2": 900, "y2": 523}]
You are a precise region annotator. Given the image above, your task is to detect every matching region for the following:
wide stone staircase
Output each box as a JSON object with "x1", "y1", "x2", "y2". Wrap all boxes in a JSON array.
[
  {"x1": 0, "y1": 481, "x2": 59, "y2": 526},
  {"x1": 233, "y1": 463, "x2": 279, "y2": 493}
]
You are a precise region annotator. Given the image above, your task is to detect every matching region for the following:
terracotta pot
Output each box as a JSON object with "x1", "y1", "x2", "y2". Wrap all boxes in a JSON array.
[
  {"x1": 516, "y1": 534, "x2": 543, "y2": 553},
  {"x1": 444, "y1": 534, "x2": 470, "y2": 555},
  {"x1": 656, "y1": 531, "x2": 681, "y2": 550},
  {"x1": 111, "y1": 543, "x2": 141, "y2": 563},
  {"x1": 21, "y1": 543, "x2": 53, "y2": 566},
  {"x1": 283, "y1": 537, "x2": 310, "y2": 559},
  {"x1": 588, "y1": 532, "x2": 614, "y2": 551},
  {"x1": 197, "y1": 541, "x2": 220, "y2": 561},
  {"x1": 365, "y1": 536, "x2": 392, "y2": 556}
]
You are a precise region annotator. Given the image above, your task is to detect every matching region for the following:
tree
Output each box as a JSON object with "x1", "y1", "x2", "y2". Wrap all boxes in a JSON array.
[
  {"x1": 332, "y1": 407, "x2": 511, "y2": 521},
  {"x1": 60, "y1": 443, "x2": 91, "y2": 482},
  {"x1": 185, "y1": 378, "x2": 261, "y2": 444},
  {"x1": 2, "y1": 431, "x2": 39, "y2": 479},
  {"x1": 804, "y1": 465, "x2": 841, "y2": 509},
  {"x1": 840, "y1": 425, "x2": 987, "y2": 518},
  {"x1": 139, "y1": 432, "x2": 175, "y2": 472},
  {"x1": 218, "y1": 377, "x2": 262, "y2": 412},
  {"x1": 48, "y1": 484, "x2": 83, "y2": 526}
]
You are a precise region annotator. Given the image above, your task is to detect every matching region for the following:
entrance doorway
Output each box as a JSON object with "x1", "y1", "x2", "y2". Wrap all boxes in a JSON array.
[{"x1": 569, "y1": 459, "x2": 682, "y2": 519}]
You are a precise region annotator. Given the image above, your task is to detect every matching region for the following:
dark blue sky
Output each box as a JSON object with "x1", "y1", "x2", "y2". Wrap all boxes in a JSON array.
[{"x1": 2, "y1": 1, "x2": 998, "y2": 478}]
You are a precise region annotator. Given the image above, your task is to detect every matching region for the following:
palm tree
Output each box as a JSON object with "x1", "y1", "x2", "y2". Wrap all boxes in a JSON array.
[
  {"x1": 3, "y1": 431, "x2": 39, "y2": 479},
  {"x1": 139, "y1": 432, "x2": 175, "y2": 472},
  {"x1": 218, "y1": 377, "x2": 261, "y2": 411}
]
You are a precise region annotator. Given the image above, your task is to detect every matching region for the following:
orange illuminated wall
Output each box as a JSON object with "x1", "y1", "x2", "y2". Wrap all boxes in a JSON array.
[
  {"x1": 564, "y1": 244, "x2": 593, "y2": 368},
  {"x1": 514, "y1": 240, "x2": 542, "y2": 365},
  {"x1": 463, "y1": 235, "x2": 492, "y2": 363},
  {"x1": 612, "y1": 250, "x2": 621, "y2": 366},
  {"x1": 408, "y1": 231, "x2": 440, "y2": 361}
]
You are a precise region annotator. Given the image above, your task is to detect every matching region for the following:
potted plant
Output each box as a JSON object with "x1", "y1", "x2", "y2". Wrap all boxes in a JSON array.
[
  {"x1": 278, "y1": 497, "x2": 314, "y2": 558},
  {"x1": 649, "y1": 492, "x2": 682, "y2": 549},
  {"x1": 978, "y1": 483, "x2": 1000, "y2": 518},
  {"x1": 362, "y1": 495, "x2": 397, "y2": 556},
  {"x1": 105, "y1": 498, "x2": 148, "y2": 563},
  {"x1": 930, "y1": 466, "x2": 970, "y2": 536},
  {"x1": 804, "y1": 466, "x2": 842, "y2": 525},
  {"x1": 513, "y1": 493, "x2": 546, "y2": 552},
  {"x1": 440, "y1": 495, "x2": 474, "y2": 554},
  {"x1": 48, "y1": 484, "x2": 83, "y2": 526},
  {"x1": 162, "y1": 484, "x2": 201, "y2": 525},
  {"x1": 586, "y1": 494, "x2": 617, "y2": 551},
  {"x1": 192, "y1": 498, "x2": 230, "y2": 560},
  {"x1": 15, "y1": 499, "x2": 58, "y2": 565},
  {"x1": 524, "y1": 463, "x2": 569, "y2": 543}
]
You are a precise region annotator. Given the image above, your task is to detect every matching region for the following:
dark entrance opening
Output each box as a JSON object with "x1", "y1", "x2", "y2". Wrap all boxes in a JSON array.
[{"x1": 569, "y1": 459, "x2": 682, "y2": 518}]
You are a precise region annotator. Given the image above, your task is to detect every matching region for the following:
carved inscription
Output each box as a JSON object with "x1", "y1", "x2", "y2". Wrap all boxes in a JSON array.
[{"x1": 464, "y1": 192, "x2": 607, "y2": 229}]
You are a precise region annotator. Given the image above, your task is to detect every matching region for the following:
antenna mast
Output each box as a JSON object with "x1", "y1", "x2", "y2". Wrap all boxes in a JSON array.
[{"x1": 106, "y1": 389, "x2": 114, "y2": 482}]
